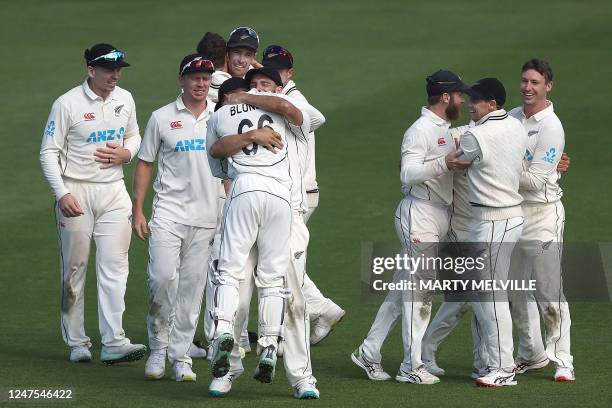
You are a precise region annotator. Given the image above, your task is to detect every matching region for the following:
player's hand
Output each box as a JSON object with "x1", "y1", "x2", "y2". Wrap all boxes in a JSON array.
[
  {"x1": 251, "y1": 127, "x2": 283, "y2": 153},
  {"x1": 224, "y1": 91, "x2": 248, "y2": 105},
  {"x1": 58, "y1": 193, "x2": 84, "y2": 217},
  {"x1": 132, "y1": 210, "x2": 149, "y2": 241},
  {"x1": 251, "y1": 60, "x2": 264, "y2": 69},
  {"x1": 445, "y1": 149, "x2": 472, "y2": 170},
  {"x1": 95, "y1": 142, "x2": 131, "y2": 168},
  {"x1": 557, "y1": 151, "x2": 570, "y2": 174}
]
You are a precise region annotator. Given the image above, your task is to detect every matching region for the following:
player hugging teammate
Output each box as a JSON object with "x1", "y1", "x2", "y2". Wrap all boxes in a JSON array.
[
  {"x1": 40, "y1": 27, "x2": 343, "y2": 400},
  {"x1": 351, "y1": 60, "x2": 574, "y2": 387}
]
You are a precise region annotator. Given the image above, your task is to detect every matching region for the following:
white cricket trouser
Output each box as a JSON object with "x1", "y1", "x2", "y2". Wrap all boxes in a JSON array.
[
  {"x1": 422, "y1": 214, "x2": 488, "y2": 372},
  {"x1": 224, "y1": 213, "x2": 314, "y2": 386},
  {"x1": 301, "y1": 190, "x2": 337, "y2": 320},
  {"x1": 471, "y1": 216, "x2": 524, "y2": 370},
  {"x1": 213, "y1": 177, "x2": 292, "y2": 345},
  {"x1": 361, "y1": 197, "x2": 449, "y2": 370},
  {"x1": 146, "y1": 217, "x2": 215, "y2": 364},
  {"x1": 55, "y1": 179, "x2": 132, "y2": 348},
  {"x1": 510, "y1": 201, "x2": 573, "y2": 369}
]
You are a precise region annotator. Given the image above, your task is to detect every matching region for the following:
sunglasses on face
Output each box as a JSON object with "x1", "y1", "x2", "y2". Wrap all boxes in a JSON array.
[
  {"x1": 88, "y1": 50, "x2": 124, "y2": 64},
  {"x1": 230, "y1": 26, "x2": 259, "y2": 40},
  {"x1": 181, "y1": 57, "x2": 214, "y2": 75},
  {"x1": 264, "y1": 45, "x2": 293, "y2": 65}
]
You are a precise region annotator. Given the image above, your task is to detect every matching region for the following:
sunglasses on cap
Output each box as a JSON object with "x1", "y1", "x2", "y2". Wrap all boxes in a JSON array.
[
  {"x1": 426, "y1": 75, "x2": 459, "y2": 86},
  {"x1": 263, "y1": 45, "x2": 293, "y2": 65},
  {"x1": 180, "y1": 57, "x2": 214, "y2": 75},
  {"x1": 229, "y1": 26, "x2": 259, "y2": 41},
  {"x1": 88, "y1": 50, "x2": 125, "y2": 64}
]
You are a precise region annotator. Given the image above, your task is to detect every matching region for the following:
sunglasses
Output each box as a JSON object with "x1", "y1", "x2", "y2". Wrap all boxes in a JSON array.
[
  {"x1": 264, "y1": 45, "x2": 293, "y2": 65},
  {"x1": 181, "y1": 57, "x2": 214, "y2": 75},
  {"x1": 88, "y1": 50, "x2": 125, "y2": 64},
  {"x1": 229, "y1": 26, "x2": 259, "y2": 41}
]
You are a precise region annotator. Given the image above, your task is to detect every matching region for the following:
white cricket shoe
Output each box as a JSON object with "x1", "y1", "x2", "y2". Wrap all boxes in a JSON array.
[
  {"x1": 187, "y1": 341, "x2": 207, "y2": 359},
  {"x1": 294, "y1": 377, "x2": 320, "y2": 399},
  {"x1": 310, "y1": 304, "x2": 345, "y2": 345},
  {"x1": 350, "y1": 347, "x2": 391, "y2": 381},
  {"x1": 424, "y1": 359, "x2": 445, "y2": 376},
  {"x1": 101, "y1": 343, "x2": 147, "y2": 364},
  {"x1": 144, "y1": 349, "x2": 166, "y2": 380},
  {"x1": 172, "y1": 361, "x2": 196, "y2": 382},
  {"x1": 475, "y1": 368, "x2": 517, "y2": 387},
  {"x1": 396, "y1": 365, "x2": 440, "y2": 384},
  {"x1": 514, "y1": 357, "x2": 549, "y2": 374},
  {"x1": 554, "y1": 366, "x2": 575, "y2": 382},
  {"x1": 69, "y1": 346, "x2": 92, "y2": 363},
  {"x1": 208, "y1": 370, "x2": 243, "y2": 397},
  {"x1": 253, "y1": 345, "x2": 278, "y2": 383}
]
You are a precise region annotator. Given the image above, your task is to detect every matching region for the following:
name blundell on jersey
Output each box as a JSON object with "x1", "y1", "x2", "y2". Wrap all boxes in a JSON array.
[{"x1": 229, "y1": 104, "x2": 258, "y2": 116}]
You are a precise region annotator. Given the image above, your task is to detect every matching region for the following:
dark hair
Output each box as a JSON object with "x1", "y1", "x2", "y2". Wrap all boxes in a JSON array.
[
  {"x1": 427, "y1": 94, "x2": 443, "y2": 106},
  {"x1": 196, "y1": 32, "x2": 226, "y2": 69},
  {"x1": 522, "y1": 58, "x2": 553, "y2": 83}
]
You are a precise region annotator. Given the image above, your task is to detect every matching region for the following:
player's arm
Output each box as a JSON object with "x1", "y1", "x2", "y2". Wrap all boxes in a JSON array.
[
  {"x1": 209, "y1": 128, "x2": 284, "y2": 158},
  {"x1": 226, "y1": 91, "x2": 304, "y2": 126},
  {"x1": 40, "y1": 99, "x2": 84, "y2": 217},
  {"x1": 519, "y1": 123, "x2": 565, "y2": 191},
  {"x1": 286, "y1": 89, "x2": 326, "y2": 132},
  {"x1": 131, "y1": 114, "x2": 160, "y2": 240}
]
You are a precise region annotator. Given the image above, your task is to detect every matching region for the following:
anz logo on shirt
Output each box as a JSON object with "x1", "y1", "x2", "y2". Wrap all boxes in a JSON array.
[
  {"x1": 174, "y1": 139, "x2": 206, "y2": 152},
  {"x1": 542, "y1": 147, "x2": 556, "y2": 164},
  {"x1": 86, "y1": 127, "x2": 125, "y2": 143}
]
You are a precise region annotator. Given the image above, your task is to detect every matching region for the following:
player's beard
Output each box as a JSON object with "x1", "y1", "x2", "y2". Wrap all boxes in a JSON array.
[{"x1": 445, "y1": 98, "x2": 461, "y2": 121}]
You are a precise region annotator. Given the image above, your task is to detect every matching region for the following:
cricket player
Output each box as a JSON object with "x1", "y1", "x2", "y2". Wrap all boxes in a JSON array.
[
  {"x1": 40, "y1": 43, "x2": 146, "y2": 363},
  {"x1": 262, "y1": 45, "x2": 345, "y2": 344},
  {"x1": 132, "y1": 54, "x2": 219, "y2": 382},
  {"x1": 508, "y1": 58, "x2": 574, "y2": 382},
  {"x1": 351, "y1": 70, "x2": 472, "y2": 384},
  {"x1": 458, "y1": 77, "x2": 527, "y2": 387},
  {"x1": 207, "y1": 69, "x2": 323, "y2": 399},
  {"x1": 196, "y1": 26, "x2": 261, "y2": 358},
  {"x1": 197, "y1": 32, "x2": 230, "y2": 103}
]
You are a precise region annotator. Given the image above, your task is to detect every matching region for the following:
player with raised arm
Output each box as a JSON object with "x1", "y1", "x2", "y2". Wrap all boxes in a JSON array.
[
  {"x1": 262, "y1": 45, "x2": 345, "y2": 345},
  {"x1": 39, "y1": 43, "x2": 146, "y2": 364}
]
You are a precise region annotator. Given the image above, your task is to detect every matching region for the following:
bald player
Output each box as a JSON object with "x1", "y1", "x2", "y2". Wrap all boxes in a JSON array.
[
  {"x1": 40, "y1": 43, "x2": 146, "y2": 364},
  {"x1": 261, "y1": 45, "x2": 345, "y2": 344}
]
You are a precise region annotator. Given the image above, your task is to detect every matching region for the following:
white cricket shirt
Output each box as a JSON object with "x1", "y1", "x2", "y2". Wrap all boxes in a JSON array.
[
  {"x1": 40, "y1": 80, "x2": 141, "y2": 200},
  {"x1": 209, "y1": 70, "x2": 232, "y2": 103},
  {"x1": 400, "y1": 107, "x2": 455, "y2": 206},
  {"x1": 138, "y1": 95, "x2": 219, "y2": 228},
  {"x1": 508, "y1": 102, "x2": 565, "y2": 204},
  {"x1": 207, "y1": 91, "x2": 311, "y2": 210}
]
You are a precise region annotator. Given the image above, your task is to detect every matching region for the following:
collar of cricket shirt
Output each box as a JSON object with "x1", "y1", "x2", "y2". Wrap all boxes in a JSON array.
[
  {"x1": 421, "y1": 106, "x2": 450, "y2": 128},
  {"x1": 476, "y1": 108, "x2": 508, "y2": 126}
]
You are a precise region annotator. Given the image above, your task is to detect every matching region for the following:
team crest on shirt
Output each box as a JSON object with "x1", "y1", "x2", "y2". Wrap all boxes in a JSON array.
[
  {"x1": 542, "y1": 147, "x2": 556, "y2": 164},
  {"x1": 45, "y1": 121, "x2": 55, "y2": 137},
  {"x1": 114, "y1": 104, "x2": 124, "y2": 117},
  {"x1": 170, "y1": 121, "x2": 183, "y2": 130},
  {"x1": 525, "y1": 149, "x2": 534, "y2": 161},
  {"x1": 83, "y1": 112, "x2": 96, "y2": 121},
  {"x1": 437, "y1": 137, "x2": 447, "y2": 146}
]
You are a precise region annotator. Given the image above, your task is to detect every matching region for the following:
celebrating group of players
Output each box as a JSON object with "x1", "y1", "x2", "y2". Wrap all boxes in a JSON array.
[
  {"x1": 39, "y1": 23, "x2": 575, "y2": 399},
  {"x1": 350, "y1": 64, "x2": 574, "y2": 387},
  {"x1": 40, "y1": 26, "x2": 346, "y2": 399}
]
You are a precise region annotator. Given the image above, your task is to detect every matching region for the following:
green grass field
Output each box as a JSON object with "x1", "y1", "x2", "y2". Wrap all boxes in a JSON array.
[{"x1": 1, "y1": 0, "x2": 612, "y2": 406}]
